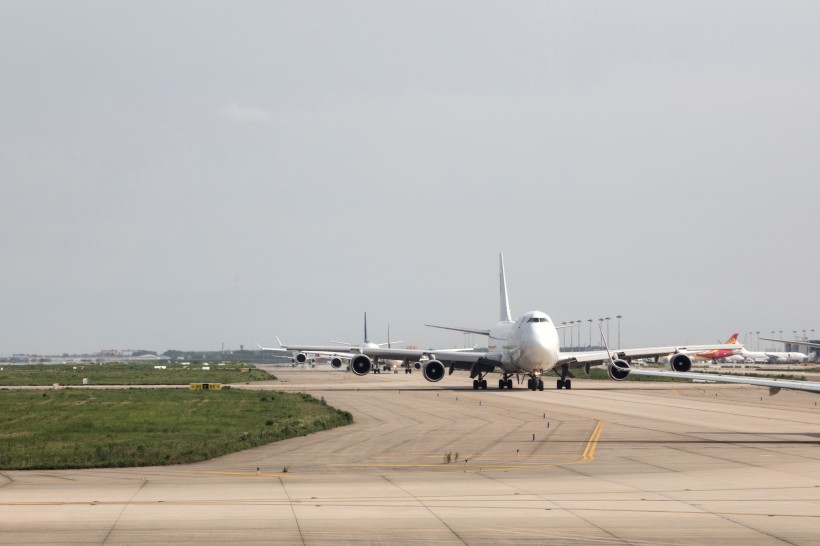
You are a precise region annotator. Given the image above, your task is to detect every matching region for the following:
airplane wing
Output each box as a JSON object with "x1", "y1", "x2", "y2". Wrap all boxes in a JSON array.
[
  {"x1": 257, "y1": 343, "x2": 292, "y2": 353},
  {"x1": 626, "y1": 369, "x2": 820, "y2": 395},
  {"x1": 557, "y1": 344, "x2": 741, "y2": 367},
  {"x1": 280, "y1": 343, "x2": 487, "y2": 360},
  {"x1": 759, "y1": 337, "x2": 820, "y2": 349}
]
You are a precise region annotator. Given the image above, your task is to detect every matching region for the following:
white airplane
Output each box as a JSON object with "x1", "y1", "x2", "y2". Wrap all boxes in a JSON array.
[
  {"x1": 737, "y1": 347, "x2": 808, "y2": 364},
  {"x1": 280, "y1": 254, "x2": 820, "y2": 395},
  {"x1": 277, "y1": 313, "x2": 407, "y2": 374}
]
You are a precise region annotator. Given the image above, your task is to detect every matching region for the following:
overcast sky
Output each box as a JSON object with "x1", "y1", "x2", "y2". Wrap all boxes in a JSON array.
[{"x1": 2, "y1": 1, "x2": 818, "y2": 355}]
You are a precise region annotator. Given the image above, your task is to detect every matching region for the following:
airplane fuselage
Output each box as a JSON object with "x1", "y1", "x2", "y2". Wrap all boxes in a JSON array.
[{"x1": 488, "y1": 311, "x2": 561, "y2": 375}]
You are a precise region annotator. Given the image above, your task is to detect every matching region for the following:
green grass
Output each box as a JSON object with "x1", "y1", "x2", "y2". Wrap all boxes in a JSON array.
[
  {"x1": 0, "y1": 389, "x2": 352, "y2": 470},
  {"x1": 0, "y1": 362, "x2": 274, "y2": 386}
]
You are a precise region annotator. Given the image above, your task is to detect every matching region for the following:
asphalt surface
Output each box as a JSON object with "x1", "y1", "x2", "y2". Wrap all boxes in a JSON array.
[{"x1": 1, "y1": 368, "x2": 819, "y2": 544}]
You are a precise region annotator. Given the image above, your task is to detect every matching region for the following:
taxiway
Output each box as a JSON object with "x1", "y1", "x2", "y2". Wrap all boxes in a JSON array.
[{"x1": 1, "y1": 369, "x2": 819, "y2": 544}]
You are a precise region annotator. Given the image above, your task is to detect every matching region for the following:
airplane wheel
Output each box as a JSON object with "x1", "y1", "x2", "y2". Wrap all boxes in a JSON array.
[
  {"x1": 481, "y1": 379, "x2": 488, "y2": 390},
  {"x1": 556, "y1": 379, "x2": 564, "y2": 390},
  {"x1": 506, "y1": 379, "x2": 513, "y2": 389},
  {"x1": 537, "y1": 380, "x2": 544, "y2": 391},
  {"x1": 473, "y1": 380, "x2": 479, "y2": 390},
  {"x1": 527, "y1": 378, "x2": 534, "y2": 389},
  {"x1": 565, "y1": 379, "x2": 572, "y2": 390},
  {"x1": 498, "y1": 379, "x2": 505, "y2": 389}
]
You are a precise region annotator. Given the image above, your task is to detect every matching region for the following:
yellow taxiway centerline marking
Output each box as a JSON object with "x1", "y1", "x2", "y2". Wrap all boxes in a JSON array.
[{"x1": 581, "y1": 420, "x2": 605, "y2": 462}]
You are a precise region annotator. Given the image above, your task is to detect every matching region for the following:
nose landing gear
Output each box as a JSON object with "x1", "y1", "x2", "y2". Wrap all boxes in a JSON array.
[{"x1": 526, "y1": 377, "x2": 544, "y2": 391}]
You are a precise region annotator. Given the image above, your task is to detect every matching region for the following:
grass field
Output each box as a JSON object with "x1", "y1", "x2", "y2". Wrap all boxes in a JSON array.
[
  {"x1": 0, "y1": 388, "x2": 352, "y2": 470},
  {"x1": 0, "y1": 362, "x2": 274, "y2": 386}
]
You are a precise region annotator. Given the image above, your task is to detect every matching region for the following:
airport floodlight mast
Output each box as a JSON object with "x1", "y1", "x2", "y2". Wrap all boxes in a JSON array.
[
  {"x1": 569, "y1": 321, "x2": 575, "y2": 350},
  {"x1": 616, "y1": 314, "x2": 622, "y2": 349},
  {"x1": 588, "y1": 319, "x2": 593, "y2": 348},
  {"x1": 576, "y1": 320, "x2": 582, "y2": 350},
  {"x1": 598, "y1": 318, "x2": 604, "y2": 345},
  {"x1": 561, "y1": 322, "x2": 567, "y2": 346},
  {"x1": 756, "y1": 331, "x2": 760, "y2": 351},
  {"x1": 605, "y1": 317, "x2": 611, "y2": 346}
]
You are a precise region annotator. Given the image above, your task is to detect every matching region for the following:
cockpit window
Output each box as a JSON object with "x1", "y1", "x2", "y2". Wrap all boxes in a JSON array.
[{"x1": 527, "y1": 317, "x2": 549, "y2": 323}]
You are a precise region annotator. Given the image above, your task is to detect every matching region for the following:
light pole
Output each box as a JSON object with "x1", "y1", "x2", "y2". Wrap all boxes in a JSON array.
[
  {"x1": 605, "y1": 317, "x2": 611, "y2": 346},
  {"x1": 588, "y1": 319, "x2": 593, "y2": 348},
  {"x1": 756, "y1": 331, "x2": 760, "y2": 351},
  {"x1": 748, "y1": 331, "x2": 753, "y2": 346},
  {"x1": 561, "y1": 322, "x2": 566, "y2": 346},
  {"x1": 570, "y1": 321, "x2": 575, "y2": 350},
  {"x1": 616, "y1": 314, "x2": 622, "y2": 349},
  {"x1": 803, "y1": 329, "x2": 807, "y2": 341},
  {"x1": 771, "y1": 331, "x2": 775, "y2": 351},
  {"x1": 577, "y1": 320, "x2": 582, "y2": 350},
  {"x1": 598, "y1": 318, "x2": 604, "y2": 346}
]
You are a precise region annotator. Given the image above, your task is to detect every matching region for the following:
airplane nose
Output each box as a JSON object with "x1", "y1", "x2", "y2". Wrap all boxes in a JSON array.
[{"x1": 524, "y1": 326, "x2": 557, "y2": 365}]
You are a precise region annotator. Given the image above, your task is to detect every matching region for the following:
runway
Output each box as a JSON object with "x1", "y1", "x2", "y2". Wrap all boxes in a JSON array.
[{"x1": 1, "y1": 369, "x2": 819, "y2": 544}]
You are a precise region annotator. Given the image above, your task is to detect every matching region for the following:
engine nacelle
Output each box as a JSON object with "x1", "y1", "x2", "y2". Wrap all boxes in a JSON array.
[
  {"x1": 607, "y1": 359, "x2": 631, "y2": 381},
  {"x1": 350, "y1": 354, "x2": 372, "y2": 376},
  {"x1": 667, "y1": 353, "x2": 692, "y2": 373},
  {"x1": 413, "y1": 361, "x2": 421, "y2": 370},
  {"x1": 330, "y1": 357, "x2": 345, "y2": 369},
  {"x1": 422, "y1": 359, "x2": 445, "y2": 382},
  {"x1": 295, "y1": 352, "x2": 308, "y2": 364}
]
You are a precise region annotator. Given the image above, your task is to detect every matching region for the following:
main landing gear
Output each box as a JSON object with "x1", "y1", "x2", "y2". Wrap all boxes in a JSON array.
[
  {"x1": 497, "y1": 374, "x2": 514, "y2": 389},
  {"x1": 556, "y1": 363, "x2": 572, "y2": 389},
  {"x1": 472, "y1": 378, "x2": 488, "y2": 390},
  {"x1": 526, "y1": 376, "x2": 544, "y2": 391}
]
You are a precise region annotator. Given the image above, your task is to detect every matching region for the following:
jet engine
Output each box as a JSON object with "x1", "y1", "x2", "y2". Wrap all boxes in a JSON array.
[
  {"x1": 607, "y1": 359, "x2": 631, "y2": 381},
  {"x1": 422, "y1": 359, "x2": 445, "y2": 382},
  {"x1": 667, "y1": 353, "x2": 692, "y2": 373},
  {"x1": 295, "y1": 352, "x2": 308, "y2": 364},
  {"x1": 350, "y1": 355, "x2": 372, "y2": 376},
  {"x1": 413, "y1": 361, "x2": 422, "y2": 370},
  {"x1": 330, "y1": 357, "x2": 345, "y2": 369}
]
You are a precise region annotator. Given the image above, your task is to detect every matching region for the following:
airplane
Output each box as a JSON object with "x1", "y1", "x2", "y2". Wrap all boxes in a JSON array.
[
  {"x1": 687, "y1": 333, "x2": 742, "y2": 362},
  {"x1": 276, "y1": 314, "x2": 408, "y2": 374},
  {"x1": 276, "y1": 253, "x2": 820, "y2": 395},
  {"x1": 682, "y1": 334, "x2": 806, "y2": 364},
  {"x1": 737, "y1": 346, "x2": 809, "y2": 364},
  {"x1": 759, "y1": 337, "x2": 819, "y2": 359}
]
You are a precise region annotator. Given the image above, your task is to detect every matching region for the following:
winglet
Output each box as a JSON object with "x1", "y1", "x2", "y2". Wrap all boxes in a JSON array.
[{"x1": 499, "y1": 252, "x2": 512, "y2": 322}]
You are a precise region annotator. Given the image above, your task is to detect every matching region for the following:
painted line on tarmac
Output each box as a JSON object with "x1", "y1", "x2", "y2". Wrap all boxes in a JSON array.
[
  {"x1": 191, "y1": 419, "x2": 608, "y2": 476},
  {"x1": 580, "y1": 420, "x2": 605, "y2": 462}
]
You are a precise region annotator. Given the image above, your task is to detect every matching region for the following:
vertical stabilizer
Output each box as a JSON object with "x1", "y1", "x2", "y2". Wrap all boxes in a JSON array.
[
  {"x1": 363, "y1": 312, "x2": 369, "y2": 344},
  {"x1": 499, "y1": 253, "x2": 512, "y2": 322}
]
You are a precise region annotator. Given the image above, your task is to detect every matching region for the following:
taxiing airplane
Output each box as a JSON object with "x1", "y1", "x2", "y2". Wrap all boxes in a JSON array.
[
  {"x1": 276, "y1": 253, "x2": 820, "y2": 395},
  {"x1": 278, "y1": 314, "x2": 407, "y2": 373}
]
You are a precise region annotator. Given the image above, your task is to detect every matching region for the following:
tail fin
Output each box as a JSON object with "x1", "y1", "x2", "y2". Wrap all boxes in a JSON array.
[
  {"x1": 363, "y1": 312, "x2": 369, "y2": 344},
  {"x1": 726, "y1": 333, "x2": 739, "y2": 344},
  {"x1": 499, "y1": 253, "x2": 512, "y2": 322}
]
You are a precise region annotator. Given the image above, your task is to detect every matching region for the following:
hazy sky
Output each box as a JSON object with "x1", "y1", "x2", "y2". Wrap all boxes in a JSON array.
[{"x1": 2, "y1": 1, "x2": 818, "y2": 355}]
